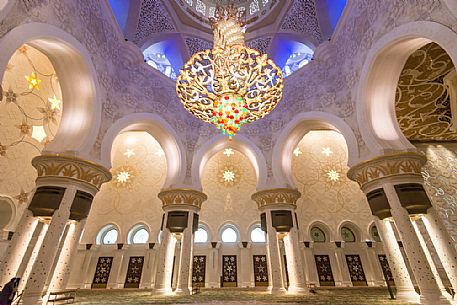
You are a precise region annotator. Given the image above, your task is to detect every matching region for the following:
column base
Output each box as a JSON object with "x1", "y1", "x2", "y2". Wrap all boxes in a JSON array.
[
  {"x1": 420, "y1": 293, "x2": 453, "y2": 305},
  {"x1": 174, "y1": 287, "x2": 191, "y2": 295},
  {"x1": 152, "y1": 287, "x2": 173, "y2": 295},
  {"x1": 21, "y1": 292, "x2": 43, "y2": 305},
  {"x1": 269, "y1": 286, "x2": 287, "y2": 294},
  {"x1": 395, "y1": 289, "x2": 420, "y2": 303},
  {"x1": 287, "y1": 285, "x2": 309, "y2": 294}
]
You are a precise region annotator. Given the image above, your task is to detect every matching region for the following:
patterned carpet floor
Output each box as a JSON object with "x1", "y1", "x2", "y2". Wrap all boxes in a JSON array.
[{"x1": 73, "y1": 287, "x2": 420, "y2": 305}]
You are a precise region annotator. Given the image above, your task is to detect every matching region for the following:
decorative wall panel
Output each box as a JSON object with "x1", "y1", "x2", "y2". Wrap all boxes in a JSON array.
[
  {"x1": 92, "y1": 257, "x2": 113, "y2": 288},
  {"x1": 314, "y1": 255, "x2": 334, "y2": 286},
  {"x1": 377, "y1": 254, "x2": 394, "y2": 286},
  {"x1": 345, "y1": 254, "x2": 367, "y2": 286},
  {"x1": 124, "y1": 256, "x2": 144, "y2": 288},
  {"x1": 192, "y1": 255, "x2": 206, "y2": 286},
  {"x1": 292, "y1": 131, "x2": 373, "y2": 242},
  {"x1": 253, "y1": 255, "x2": 268, "y2": 286},
  {"x1": 0, "y1": 44, "x2": 62, "y2": 208},
  {"x1": 396, "y1": 43, "x2": 457, "y2": 141},
  {"x1": 222, "y1": 255, "x2": 237, "y2": 287}
]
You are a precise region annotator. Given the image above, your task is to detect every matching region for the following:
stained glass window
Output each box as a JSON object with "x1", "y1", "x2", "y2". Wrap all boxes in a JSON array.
[
  {"x1": 144, "y1": 52, "x2": 176, "y2": 80},
  {"x1": 249, "y1": 0, "x2": 259, "y2": 15},
  {"x1": 370, "y1": 225, "x2": 381, "y2": 242},
  {"x1": 196, "y1": 0, "x2": 206, "y2": 15},
  {"x1": 311, "y1": 227, "x2": 326, "y2": 242},
  {"x1": 282, "y1": 46, "x2": 314, "y2": 77},
  {"x1": 341, "y1": 226, "x2": 356, "y2": 242}
]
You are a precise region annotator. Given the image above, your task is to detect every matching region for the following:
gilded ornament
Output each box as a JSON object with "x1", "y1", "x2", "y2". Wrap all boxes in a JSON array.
[
  {"x1": 176, "y1": 4, "x2": 283, "y2": 139},
  {"x1": 347, "y1": 153, "x2": 426, "y2": 188},
  {"x1": 32, "y1": 155, "x2": 112, "y2": 190},
  {"x1": 158, "y1": 189, "x2": 208, "y2": 209},
  {"x1": 251, "y1": 188, "x2": 301, "y2": 209}
]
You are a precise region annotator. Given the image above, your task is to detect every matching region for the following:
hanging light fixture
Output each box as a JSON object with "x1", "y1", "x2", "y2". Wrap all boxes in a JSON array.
[{"x1": 176, "y1": 4, "x2": 283, "y2": 140}]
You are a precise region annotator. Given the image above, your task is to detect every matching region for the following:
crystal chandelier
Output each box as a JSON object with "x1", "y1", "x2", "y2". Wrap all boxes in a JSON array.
[{"x1": 176, "y1": 5, "x2": 283, "y2": 140}]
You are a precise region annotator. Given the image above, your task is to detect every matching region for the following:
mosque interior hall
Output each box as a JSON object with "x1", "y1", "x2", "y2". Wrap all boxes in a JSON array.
[{"x1": 1, "y1": 0, "x2": 457, "y2": 304}]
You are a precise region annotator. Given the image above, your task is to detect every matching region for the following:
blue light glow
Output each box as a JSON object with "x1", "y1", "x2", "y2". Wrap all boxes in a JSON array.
[
  {"x1": 108, "y1": 0, "x2": 130, "y2": 31},
  {"x1": 326, "y1": 0, "x2": 346, "y2": 30}
]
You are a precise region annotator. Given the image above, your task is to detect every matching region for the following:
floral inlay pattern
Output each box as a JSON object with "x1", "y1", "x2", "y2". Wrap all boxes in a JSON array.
[{"x1": 0, "y1": 44, "x2": 62, "y2": 204}]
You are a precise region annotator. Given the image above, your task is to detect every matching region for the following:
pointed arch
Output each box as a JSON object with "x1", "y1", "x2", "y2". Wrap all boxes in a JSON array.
[
  {"x1": 100, "y1": 113, "x2": 186, "y2": 189},
  {"x1": 356, "y1": 21, "x2": 457, "y2": 157},
  {"x1": 0, "y1": 22, "x2": 102, "y2": 159},
  {"x1": 272, "y1": 111, "x2": 359, "y2": 188},
  {"x1": 191, "y1": 134, "x2": 268, "y2": 190}
]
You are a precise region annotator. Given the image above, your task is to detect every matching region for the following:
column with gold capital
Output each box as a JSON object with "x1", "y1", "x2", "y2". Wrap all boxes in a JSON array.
[
  {"x1": 252, "y1": 188, "x2": 307, "y2": 294},
  {"x1": 20, "y1": 154, "x2": 111, "y2": 305},
  {"x1": 154, "y1": 189, "x2": 207, "y2": 295},
  {"x1": 348, "y1": 152, "x2": 451, "y2": 305}
]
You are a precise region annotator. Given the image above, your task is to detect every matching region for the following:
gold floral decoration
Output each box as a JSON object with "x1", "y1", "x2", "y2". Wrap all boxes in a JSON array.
[
  {"x1": 218, "y1": 165, "x2": 240, "y2": 187},
  {"x1": 396, "y1": 43, "x2": 457, "y2": 141},
  {"x1": 112, "y1": 165, "x2": 136, "y2": 188}
]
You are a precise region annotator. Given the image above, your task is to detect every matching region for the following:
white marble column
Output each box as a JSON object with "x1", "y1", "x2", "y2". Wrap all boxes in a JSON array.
[
  {"x1": 412, "y1": 220, "x2": 451, "y2": 300},
  {"x1": 362, "y1": 242, "x2": 378, "y2": 286},
  {"x1": 0, "y1": 209, "x2": 39, "y2": 286},
  {"x1": 48, "y1": 219, "x2": 86, "y2": 292},
  {"x1": 207, "y1": 243, "x2": 220, "y2": 288},
  {"x1": 384, "y1": 183, "x2": 451, "y2": 305},
  {"x1": 176, "y1": 214, "x2": 194, "y2": 295},
  {"x1": 376, "y1": 218, "x2": 419, "y2": 301},
  {"x1": 153, "y1": 228, "x2": 176, "y2": 295},
  {"x1": 140, "y1": 246, "x2": 156, "y2": 288},
  {"x1": 17, "y1": 222, "x2": 48, "y2": 292},
  {"x1": 303, "y1": 243, "x2": 318, "y2": 285},
  {"x1": 333, "y1": 243, "x2": 352, "y2": 287},
  {"x1": 81, "y1": 246, "x2": 96, "y2": 288},
  {"x1": 107, "y1": 245, "x2": 125, "y2": 289},
  {"x1": 364, "y1": 242, "x2": 385, "y2": 286},
  {"x1": 238, "y1": 242, "x2": 252, "y2": 288},
  {"x1": 283, "y1": 221, "x2": 307, "y2": 294},
  {"x1": 22, "y1": 186, "x2": 77, "y2": 305},
  {"x1": 265, "y1": 211, "x2": 286, "y2": 294},
  {"x1": 422, "y1": 208, "x2": 457, "y2": 292}
]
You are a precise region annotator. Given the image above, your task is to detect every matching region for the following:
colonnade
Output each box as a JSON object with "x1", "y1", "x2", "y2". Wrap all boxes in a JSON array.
[
  {"x1": 1, "y1": 152, "x2": 457, "y2": 305},
  {"x1": 0, "y1": 155, "x2": 111, "y2": 305},
  {"x1": 348, "y1": 152, "x2": 457, "y2": 304}
]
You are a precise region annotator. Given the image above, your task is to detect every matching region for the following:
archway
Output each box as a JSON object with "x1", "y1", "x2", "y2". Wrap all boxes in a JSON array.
[
  {"x1": 357, "y1": 21, "x2": 457, "y2": 156},
  {"x1": 100, "y1": 113, "x2": 186, "y2": 189},
  {"x1": 0, "y1": 23, "x2": 101, "y2": 158},
  {"x1": 192, "y1": 135, "x2": 268, "y2": 190},
  {"x1": 272, "y1": 111, "x2": 359, "y2": 188},
  {"x1": 83, "y1": 130, "x2": 168, "y2": 244}
]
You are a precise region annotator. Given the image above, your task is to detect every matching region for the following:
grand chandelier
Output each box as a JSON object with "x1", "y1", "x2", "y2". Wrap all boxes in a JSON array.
[{"x1": 176, "y1": 5, "x2": 283, "y2": 140}]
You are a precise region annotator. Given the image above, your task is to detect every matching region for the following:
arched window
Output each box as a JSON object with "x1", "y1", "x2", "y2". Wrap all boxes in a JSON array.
[
  {"x1": 143, "y1": 42, "x2": 181, "y2": 80},
  {"x1": 128, "y1": 225, "x2": 150, "y2": 244},
  {"x1": 194, "y1": 226, "x2": 209, "y2": 243},
  {"x1": 281, "y1": 42, "x2": 314, "y2": 77},
  {"x1": 310, "y1": 226, "x2": 326, "y2": 242},
  {"x1": 221, "y1": 225, "x2": 239, "y2": 243},
  {"x1": 97, "y1": 225, "x2": 119, "y2": 245},
  {"x1": 250, "y1": 226, "x2": 266, "y2": 243},
  {"x1": 341, "y1": 226, "x2": 356, "y2": 242},
  {"x1": 370, "y1": 225, "x2": 381, "y2": 242}
]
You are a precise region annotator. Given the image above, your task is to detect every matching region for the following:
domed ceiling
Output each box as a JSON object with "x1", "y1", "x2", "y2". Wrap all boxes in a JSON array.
[{"x1": 107, "y1": 0, "x2": 347, "y2": 76}]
